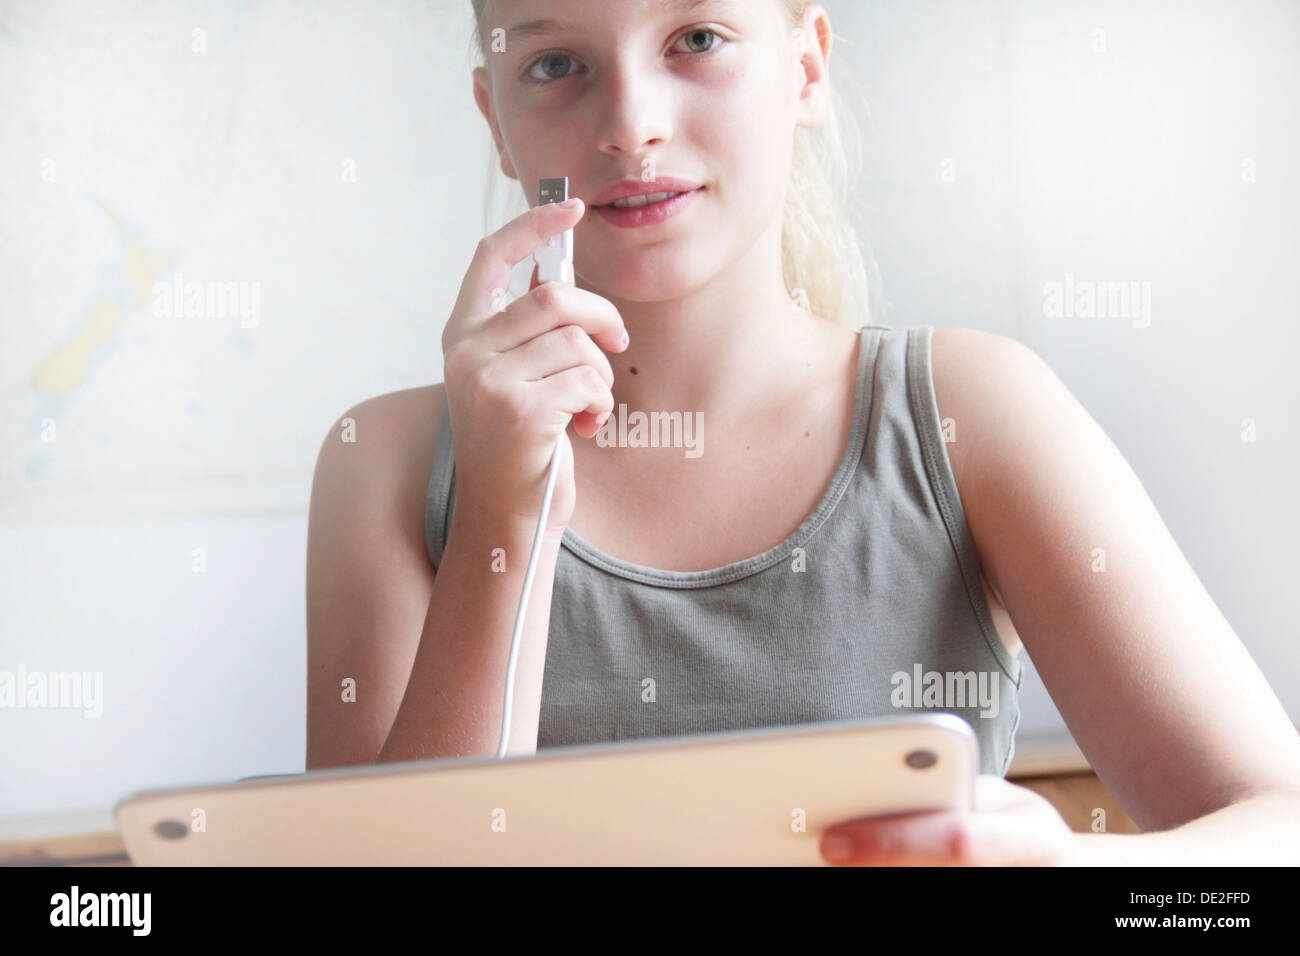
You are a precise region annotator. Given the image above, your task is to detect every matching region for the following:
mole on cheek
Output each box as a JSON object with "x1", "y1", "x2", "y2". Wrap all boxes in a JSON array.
[{"x1": 629, "y1": 367, "x2": 638, "y2": 375}]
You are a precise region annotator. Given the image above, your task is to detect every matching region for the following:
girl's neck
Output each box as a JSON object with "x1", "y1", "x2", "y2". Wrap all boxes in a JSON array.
[{"x1": 575, "y1": 224, "x2": 827, "y2": 423}]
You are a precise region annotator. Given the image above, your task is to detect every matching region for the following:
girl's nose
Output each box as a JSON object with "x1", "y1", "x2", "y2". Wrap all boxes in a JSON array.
[{"x1": 592, "y1": 71, "x2": 673, "y2": 156}]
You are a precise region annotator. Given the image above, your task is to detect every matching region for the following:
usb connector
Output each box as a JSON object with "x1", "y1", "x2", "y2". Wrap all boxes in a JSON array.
[{"x1": 534, "y1": 176, "x2": 574, "y2": 285}]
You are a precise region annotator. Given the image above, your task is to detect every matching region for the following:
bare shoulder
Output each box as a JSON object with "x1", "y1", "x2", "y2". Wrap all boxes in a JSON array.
[
  {"x1": 318, "y1": 382, "x2": 445, "y2": 462},
  {"x1": 928, "y1": 326, "x2": 1062, "y2": 612},
  {"x1": 928, "y1": 326, "x2": 1048, "y2": 491},
  {"x1": 308, "y1": 380, "x2": 446, "y2": 584},
  {"x1": 311, "y1": 383, "x2": 445, "y2": 512}
]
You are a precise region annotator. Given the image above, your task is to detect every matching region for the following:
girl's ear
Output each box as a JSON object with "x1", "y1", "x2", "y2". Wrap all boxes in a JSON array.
[
  {"x1": 472, "y1": 65, "x2": 519, "y2": 181},
  {"x1": 793, "y1": 5, "x2": 833, "y2": 130}
]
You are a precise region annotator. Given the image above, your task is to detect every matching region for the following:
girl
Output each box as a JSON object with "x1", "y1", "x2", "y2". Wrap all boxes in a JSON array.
[{"x1": 306, "y1": 0, "x2": 1300, "y2": 865}]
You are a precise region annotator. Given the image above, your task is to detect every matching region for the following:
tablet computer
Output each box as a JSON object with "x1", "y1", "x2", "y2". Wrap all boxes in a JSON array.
[{"x1": 115, "y1": 712, "x2": 978, "y2": 865}]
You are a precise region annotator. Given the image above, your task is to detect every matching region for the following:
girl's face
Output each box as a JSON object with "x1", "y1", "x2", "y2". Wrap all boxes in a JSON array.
[{"x1": 474, "y1": 0, "x2": 826, "y2": 304}]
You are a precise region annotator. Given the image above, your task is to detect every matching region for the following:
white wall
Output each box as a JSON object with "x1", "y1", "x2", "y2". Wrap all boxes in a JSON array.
[
  {"x1": 848, "y1": 0, "x2": 1300, "y2": 742},
  {"x1": 1, "y1": 0, "x2": 1295, "y2": 830}
]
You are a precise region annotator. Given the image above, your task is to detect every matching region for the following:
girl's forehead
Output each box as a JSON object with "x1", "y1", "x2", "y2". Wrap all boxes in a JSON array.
[{"x1": 481, "y1": 0, "x2": 786, "y2": 26}]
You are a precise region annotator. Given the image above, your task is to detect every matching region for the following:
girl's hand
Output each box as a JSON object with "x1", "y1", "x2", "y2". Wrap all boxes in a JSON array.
[
  {"x1": 818, "y1": 775, "x2": 1078, "y2": 866},
  {"x1": 441, "y1": 197, "x2": 628, "y2": 534}
]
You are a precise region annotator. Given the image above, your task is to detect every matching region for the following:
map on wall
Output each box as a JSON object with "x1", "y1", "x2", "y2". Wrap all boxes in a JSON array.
[{"x1": 0, "y1": 0, "x2": 458, "y2": 522}]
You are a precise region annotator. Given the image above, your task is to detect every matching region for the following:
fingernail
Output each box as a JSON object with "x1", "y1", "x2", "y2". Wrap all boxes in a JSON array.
[
  {"x1": 821, "y1": 833, "x2": 855, "y2": 864},
  {"x1": 620, "y1": 329, "x2": 629, "y2": 348},
  {"x1": 559, "y1": 197, "x2": 581, "y2": 208}
]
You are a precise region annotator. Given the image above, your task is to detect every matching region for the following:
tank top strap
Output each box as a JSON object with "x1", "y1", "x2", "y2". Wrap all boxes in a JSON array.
[
  {"x1": 891, "y1": 323, "x2": 1021, "y2": 683},
  {"x1": 424, "y1": 388, "x2": 455, "y2": 570}
]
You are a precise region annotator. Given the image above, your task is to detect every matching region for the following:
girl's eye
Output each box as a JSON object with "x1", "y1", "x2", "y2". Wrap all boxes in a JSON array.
[
  {"x1": 674, "y1": 27, "x2": 724, "y2": 55},
  {"x1": 525, "y1": 52, "x2": 580, "y2": 82},
  {"x1": 523, "y1": 27, "x2": 726, "y2": 83}
]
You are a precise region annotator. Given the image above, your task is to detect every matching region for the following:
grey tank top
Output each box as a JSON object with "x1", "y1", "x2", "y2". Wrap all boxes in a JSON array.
[{"x1": 425, "y1": 324, "x2": 1024, "y2": 775}]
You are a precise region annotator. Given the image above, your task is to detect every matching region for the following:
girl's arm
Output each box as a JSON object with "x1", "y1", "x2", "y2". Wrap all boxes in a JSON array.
[
  {"x1": 306, "y1": 384, "x2": 560, "y2": 768},
  {"x1": 904, "y1": 327, "x2": 1299, "y2": 864},
  {"x1": 821, "y1": 327, "x2": 1299, "y2": 865},
  {"x1": 306, "y1": 387, "x2": 442, "y2": 769}
]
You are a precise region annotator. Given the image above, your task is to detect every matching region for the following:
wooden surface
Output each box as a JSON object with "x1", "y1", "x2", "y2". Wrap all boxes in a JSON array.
[
  {"x1": 0, "y1": 830, "x2": 131, "y2": 867},
  {"x1": 0, "y1": 734, "x2": 1133, "y2": 864},
  {"x1": 1013, "y1": 774, "x2": 1140, "y2": 834}
]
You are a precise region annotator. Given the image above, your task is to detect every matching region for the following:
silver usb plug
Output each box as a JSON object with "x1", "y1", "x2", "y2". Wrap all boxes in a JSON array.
[{"x1": 534, "y1": 176, "x2": 574, "y2": 284}]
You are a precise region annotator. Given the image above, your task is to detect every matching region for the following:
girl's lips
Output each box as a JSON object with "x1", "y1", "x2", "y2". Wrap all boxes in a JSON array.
[{"x1": 592, "y1": 187, "x2": 704, "y2": 228}]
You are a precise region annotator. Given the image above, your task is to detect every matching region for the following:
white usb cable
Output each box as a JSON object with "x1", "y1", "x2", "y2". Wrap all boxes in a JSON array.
[{"x1": 496, "y1": 177, "x2": 574, "y2": 760}]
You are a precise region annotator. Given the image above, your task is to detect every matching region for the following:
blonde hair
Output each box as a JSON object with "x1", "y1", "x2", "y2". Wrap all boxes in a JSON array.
[{"x1": 468, "y1": 0, "x2": 877, "y2": 327}]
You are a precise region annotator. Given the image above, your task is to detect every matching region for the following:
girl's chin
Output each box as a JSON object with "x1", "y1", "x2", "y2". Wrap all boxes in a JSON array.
[
  {"x1": 579, "y1": 270, "x2": 704, "y2": 303},
  {"x1": 579, "y1": 247, "x2": 712, "y2": 295}
]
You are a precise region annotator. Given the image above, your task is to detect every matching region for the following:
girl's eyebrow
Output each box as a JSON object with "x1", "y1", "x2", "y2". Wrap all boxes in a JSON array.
[{"x1": 507, "y1": 0, "x2": 735, "y2": 40}]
